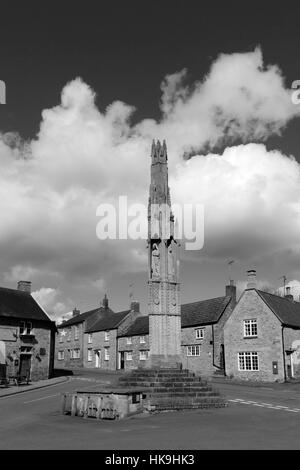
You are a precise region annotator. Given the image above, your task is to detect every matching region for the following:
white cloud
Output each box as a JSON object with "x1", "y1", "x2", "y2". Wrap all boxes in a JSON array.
[{"x1": 0, "y1": 48, "x2": 299, "y2": 303}]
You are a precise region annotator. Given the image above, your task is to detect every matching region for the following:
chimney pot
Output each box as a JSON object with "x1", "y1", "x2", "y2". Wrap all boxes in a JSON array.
[
  {"x1": 247, "y1": 270, "x2": 257, "y2": 289},
  {"x1": 130, "y1": 301, "x2": 140, "y2": 313},
  {"x1": 17, "y1": 281, "x2": 32, "y2": 294},
  {"x1": 72, "y1": 308, "x2": 80, "y2": 317},
  {"x1": 102, "y1": 294, "x2": 109, "y2": 309},
  {"x1": 226, "y1": 283, "x2": 237, "y2": 307},
  {"x1": 285, "y1": 287, "x2": 294, "y2": 301}
]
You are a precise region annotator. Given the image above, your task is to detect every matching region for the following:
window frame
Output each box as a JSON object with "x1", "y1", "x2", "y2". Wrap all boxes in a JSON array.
[
  {"x1": 88, "y1": 333, "x2": 93, "y2": 344},
  {"x1": 187, "y1": 345, "x2": 201, "y2": 357},
  {"x1": 140, "y1": 336, "x2": 146, "y2": 344},
  {"x1": 74, "y1": 325, "x2": 79, "y2": 341},
  {"x1": 238, "y1": 352, "x2": 259, "y2": 371},
  {"x1": 87, "y1": 348, "x2": 93, "y2": 362},
  {"x1": 139, "y1": 350, "x2": 148, "y2": 361},
  {"x1": 104, "y1": 347, "x2": 110, "y2": 361},
  {"x1": 58, "y1": 350, "x2": 65, "y2": 361},
  {"x1": 105, "y1": 331, "x2": 110, "y2": 342},
  {"x1": 126, "y1": 351, "x2": 133, "y2": 361},
  {"x1": 243, "y1": 319, "x2": 258, "y2": 338},
  {"x1": 127, "y1": 337, "x2": 132, "y2": 345},
  {"x1": 195, "y1": 328, "x2": 205, "y2": 340}
]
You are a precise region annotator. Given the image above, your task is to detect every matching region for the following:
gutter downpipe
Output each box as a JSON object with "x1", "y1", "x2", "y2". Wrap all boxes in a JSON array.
[
  {"x1": 212, "y1": 324, "x2": 223, "y2": 371},
  {"x1": 282, "y1": 326, "x2": 287, "y2": 383}
]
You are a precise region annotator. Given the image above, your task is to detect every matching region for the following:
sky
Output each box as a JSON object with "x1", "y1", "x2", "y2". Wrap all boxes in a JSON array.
[{"x1": 1, "y1": 1, "x2": 300, "y2": 321}]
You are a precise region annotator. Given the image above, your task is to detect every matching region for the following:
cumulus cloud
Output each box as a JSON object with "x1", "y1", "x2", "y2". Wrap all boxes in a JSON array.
[
  {"x1": 0, "y1": 48, "x2": 299, "y2": 312},
  {"x1": 32, "y1": 287, "x2": 72, "y2": 321}
]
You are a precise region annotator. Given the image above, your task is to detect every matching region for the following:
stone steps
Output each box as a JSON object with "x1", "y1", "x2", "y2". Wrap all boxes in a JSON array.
[{"x1": 117, "y1": 368, "x2": 227, "y2": 411}]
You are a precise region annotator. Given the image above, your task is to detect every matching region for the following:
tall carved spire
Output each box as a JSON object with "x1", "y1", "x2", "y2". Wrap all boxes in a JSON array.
[{"x1": 148, "y1": 140, "x2": 181, "y2": 369}]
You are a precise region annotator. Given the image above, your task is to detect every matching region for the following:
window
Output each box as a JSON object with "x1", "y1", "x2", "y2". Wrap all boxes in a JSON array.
[
  {"x1": 88, "y1": 334, "x2": 93, "y2": 344},
  {"x1": 196, "y1": 329, "x2": 205, "y2": 340},
  {"x1": 69, "y1": 349, "x2": 73, "y2": 359},
  {"x1": 140, "y1": 336, "x2": 146, "y2": 344},
  {"x1": 105, "y1": 331, "x2": 110, "y2": 342},
  {"x1": 58, "y1": 350, "x2": 64, "y2": 361},
  {"x1": 126, "y1": 351, "x2": 133, "y2": 361},
  {"x1": 104, "y1": 348, "x2": 110, "y2": 361},
  {"x1": 238, "y1": 352, "x2": 259, "y2": 371},
  {"x1": 244, "y1": 320, "x2": 258, "y2": 338},
  {"x1": 74, "y1": 325, "x2": 79, "y2": 340},
  {"x1": 87, "y1": 349, "x2": 93, "y2": 362},
  {"x1": 187, "y1": 345, "x2": 201, "y2": 357},
  {"x1": 67, "y1": 329, "x2": 71, "y2": 342},
  {"x1": 59, "y1": 330, "x2": 66, "y2": 343},
  {"x1": 72, "y1": 348, "x2": 80, "y2": 359},
  {"x1": 20, "y1": 321, "x2": 33, "y2": 336},
  {"x1": 127, "y1": 337, "x2": 132, "y2": 345},
  {"x1": 139, "y1": 351, "x2": 148, "y2": 361}
]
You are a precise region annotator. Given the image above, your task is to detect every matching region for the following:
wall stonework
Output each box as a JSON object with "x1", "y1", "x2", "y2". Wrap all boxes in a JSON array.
[
  {"x1": 283, "y1": 327, "x2": 300, "y2": 378},
  {"x1": 55, "y1": 321, "x2": 85, "y2": 369},
  {"x1": 118, "y1": 335, "x2": 150, "y2": 371},
  {"x1": 224, "y1": 290, "x2": 285, "y2": 382},
  {"x1": 82, "y1": 329, "x2": 117, "y2": 371},
  {"x1": 0, "y1": 318, "x2": 55, "y2": 381}
]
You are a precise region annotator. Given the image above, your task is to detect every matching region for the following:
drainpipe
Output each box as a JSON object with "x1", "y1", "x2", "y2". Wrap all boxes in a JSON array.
[
  {"x1": 281, "y1": 326, "x2": 287, "y2": 382},
  {"x1": 212, "y1": 325, "x2": 223, "y2": 371}
]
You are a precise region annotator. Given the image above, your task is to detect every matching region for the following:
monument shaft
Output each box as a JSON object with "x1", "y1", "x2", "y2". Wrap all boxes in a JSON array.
[{"x1": 148, "y1": 140, "x2": 181, "y2": 368}]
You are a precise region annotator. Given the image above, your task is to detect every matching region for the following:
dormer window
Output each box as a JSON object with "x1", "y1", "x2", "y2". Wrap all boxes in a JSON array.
[{"x1": 20, "y1": 321, "x2": 33, "y2": 336}]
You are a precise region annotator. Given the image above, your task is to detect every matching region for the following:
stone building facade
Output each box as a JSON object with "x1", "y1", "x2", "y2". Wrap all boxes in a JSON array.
[
  {"x1": 0, "y1": 282, "x2": 56, "y2": 382},
  {"x1": 224, "y1": 271, "x2": 300, "y2": 382},
  {"x1": 117, "y1": 286, "x2": 236, "y2": 376},
  {"x1": 55, "y1": 295, "x2": 114, "y2": 370},
  {"x1": 83, "y1": 302, "x2": 143, "y2": 371}
]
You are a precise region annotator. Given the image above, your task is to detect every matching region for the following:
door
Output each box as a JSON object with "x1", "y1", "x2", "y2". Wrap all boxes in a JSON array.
[
  {"x1": 95, "y1": 350, "x2": 101, "y2": 368},
  {"x1": 118, "y1": 352, "x2": 125, "y2": 370},
  {"x1": 220, "y1": 344, "x2": 225, "y2": 371},
  {"x1": 19, "y1": 354, "x2": 31, "y2": 379}
]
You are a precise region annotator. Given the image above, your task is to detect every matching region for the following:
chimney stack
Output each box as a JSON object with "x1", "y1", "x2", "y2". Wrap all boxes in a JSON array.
[
  {"x1": 226, "y1": 280, "x2": 237, "y2": 306},
  {"x1": 72, "y1": 308, "x2": 80, "y2": 318},
  {"x1": 130, "y1": 301, "x2": 140, "y2": 313},
  {"x1": 17, "y1": 281, "x2": 32, "y2": 294},
  {"x1": 247, "y1": 270, "x2": 257, "y2": 289},
  {"x1": 102, "y1": 294, "x2": 109, "y2": 309},
  {"x1": 285, "y1": 287, "x2": 294, "y2": 302}
]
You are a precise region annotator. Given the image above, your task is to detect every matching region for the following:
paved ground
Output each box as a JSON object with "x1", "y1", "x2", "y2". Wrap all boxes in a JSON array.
[{"x1": 0, "y1": 371, "x2": 300, "y2": 450}]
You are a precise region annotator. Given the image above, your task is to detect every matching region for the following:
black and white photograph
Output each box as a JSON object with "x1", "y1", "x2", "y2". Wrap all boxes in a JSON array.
[{"x1": 1, "y1": 0, "x2": 300, "y2": 455}]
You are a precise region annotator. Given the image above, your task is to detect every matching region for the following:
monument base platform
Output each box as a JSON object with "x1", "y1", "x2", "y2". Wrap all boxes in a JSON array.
[
  {"x1": 148, "y1": 354, "x2": 182, "y2": 369},
  {"x1": 118, "y1": 368, "x2": 228, "y2": 411}
]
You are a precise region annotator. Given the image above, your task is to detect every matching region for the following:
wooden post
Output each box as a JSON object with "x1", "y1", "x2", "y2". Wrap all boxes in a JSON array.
[
  {"x1": 96, "y1": 396, "x2": 103, "y2": 420},
  {"x1": 71, "y1": 394, "x2": 77, "y2": 416},
  {"x1": 61, "y1": 393, "x2": 67, "y2": 414}
]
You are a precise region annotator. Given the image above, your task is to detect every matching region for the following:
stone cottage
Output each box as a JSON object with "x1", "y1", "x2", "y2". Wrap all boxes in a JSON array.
[
  {"x1": 0, "y1": 281, "x2": 56, "y2": 382},
  {"x1": 224, "y1": 270, "x2": 300, "y2": 382},
  {"x1": 83, "y1": 301, "x2": 143, "y2": 370},
  {"x1": 117, "y1": 284, "x2": 236, "y2": 375},
  {"x1": 55, "y1": 295, "x2": 114, "y2": 370}
]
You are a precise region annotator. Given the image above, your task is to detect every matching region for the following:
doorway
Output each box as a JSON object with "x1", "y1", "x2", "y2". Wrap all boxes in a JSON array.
[
  {"x1": 118, "y1": 352, "x2": 125, "y2": 370},
  {"x1": 95, "y1": 350, "x2": 101, "y2": 368},
  {"x1": 19, "y1": 354, "x2": 31, "y2": 380}
]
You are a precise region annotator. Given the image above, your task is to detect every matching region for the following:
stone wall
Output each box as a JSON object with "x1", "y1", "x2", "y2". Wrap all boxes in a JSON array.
[
  {"x1": 83, "y1": 329, "x2": 118, "y2": 371},
  {"x1": 0, "y1": 318, "x2": 54, "y2": 381},
  {"x1": 118, "y1": 335, "x2": 150, "y2": 370},
  {"x1": 283, "y1": 327, "x2": 300, "y2": 379},
  {"x1": 181, "y1": 325, "x2": 214, "y2": 376},
  {"x1": 55, "y1": 321, "x2": 85, "y2": 369},
  {"x1": 224, "y1": 290, "x2": 285, "y2": 382}
]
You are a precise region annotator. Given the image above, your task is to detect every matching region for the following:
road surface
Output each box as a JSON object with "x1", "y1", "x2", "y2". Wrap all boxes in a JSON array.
[{"x1": 0, "y1": 375, "x2": 299, "y2": 449}]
